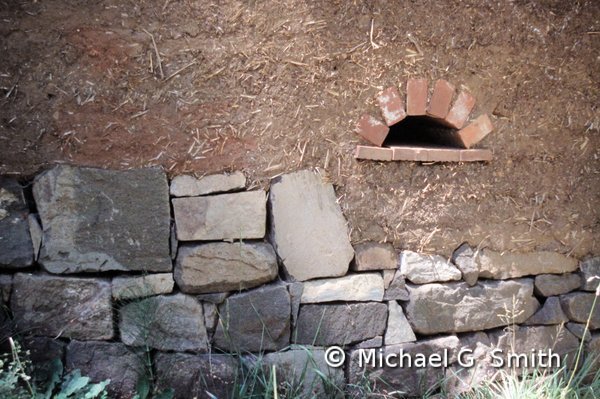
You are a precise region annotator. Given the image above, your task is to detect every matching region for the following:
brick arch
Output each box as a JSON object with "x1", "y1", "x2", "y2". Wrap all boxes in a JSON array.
[{"x1": 354, "y1": 78, "x2": 493, "y2": 162}]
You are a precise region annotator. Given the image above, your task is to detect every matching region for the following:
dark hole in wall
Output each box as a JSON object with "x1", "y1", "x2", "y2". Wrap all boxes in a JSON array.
[{"x1": 382, "y1": 116, "x2": 464, "y2": 148}]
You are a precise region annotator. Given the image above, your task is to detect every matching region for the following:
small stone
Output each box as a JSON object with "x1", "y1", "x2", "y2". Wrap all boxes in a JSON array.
[
  {"x1": 173, "y1": 191, "x2": 266, "y2": 241},
  {"x1": 0, "y1": 274, "x2": 12, "y2": 303},
  {"x1": 119, "y1": 293, "x2": 208, "y2": 352},
  {"x1": 112, "y1": 273, "x2": 174, "y2": 300},
  {"x1": 203, "y1": 302, "x2": 218, "y2": 335},
  {"x1": 352, "y1": 242, "x2": 397, "y2": 271},
  {"x1": 170, "y1": 171, "x2": 246, "y2": 197},
  {"x1": 476, "y1": 249, "x2": 578, "y2": 279},
  {"x1": 400, "y1": 251, "x2": 462, "y2": 284},
  {"x1": 382, "y1": 269, "x2": 395, "y2": 289},
  {"x1": 268, "y1": 170, "x2": 354, "y2": 281},
  {"x1": 295, "y1": 302, "x2": 387, "y2": 346},
  {"x1": 383, "y1": 271, "x2": 410, "y2": 301},
  {"x1": 175, "y1": 242, "x2": 277, "y2": 294},
  {"x1": 27, "y1": 214, "x2": 42, "y2": 261},
  {"x1": 0, "y1": 178, "x2": 33, "y2": 268},
  {"x1": 11, "y1": 274, "x2": 113, "y2": 340},
  {"x1": 566, "y1": 322, "x2": 592, "y2": 342},
  {"x1": 154, "y1": 352, "x2": 237, "y2": 399},
  {"x1": 451, "y1": 243, "x2": 479, "y2": 286},
  {"x1": 214, "y1": 284, "x2": 290, "y2": 352},
  {"x1": 66, "y1": 341, "x2": 144, "y2": 398},
  {"x1": 580, "y1": 257, "x2": 600, "y2": 292},
  {"x1": 353, "y1": 336, "x2": 383, "y2": 349},
  {"x1": 287, "y1": 282, "x2": 303, "y2": 327},
  {"x1": 534, "y1": 273, "x2": 581, "y2": 297},
  {"x1": 33, "y1": 165, "x2": 171, "y2": 273},
  {"x1": 523, "y1": 296, "x2": 568, "y2": 325},
  {"x1": 560, "y1": 292, "x2": 600, "y2": 329},
  {"x1": 300, "y1": 273, "x2": 384, "y2": 303},
  {"x1": 385, "y1": 301, "x2": 416, "y2": 345}
]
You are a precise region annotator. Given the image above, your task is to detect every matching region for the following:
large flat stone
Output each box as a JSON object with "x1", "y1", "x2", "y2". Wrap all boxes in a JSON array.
[
  {"x1": 154, "y1": 352, "x2": 238, "y2": 399},
  {"x1": 11, "y1": 273, "x2": 113, "y2": 340},
  {"x1": 268, "y1": 170, "x2": 354, "y2": 281},
  {"x1": 119, "y1": 293, "x2": 208, "y2": 352},
  {"x1": 295, "y1": 302, "x2": 387, "y2": 346},
  {"x1": 581, "y1": 257, "x2": 600, "y2": 292},
  {"x1": 174, "y1": 242, "x2": 277, "y2": 294},
  {"x1": 476, "y1": 249, "x2": 578, "y2": 279},
  {"x1": 214, "y1": 284, "x2": 290, "y2": 352},
  {"x1": 348, "y1": 336, "x2": 460, "y2": 398},
  {"x1": 405, "y1": 279, "x2": 539, "y2": 334},
  {"x1": 352, "y1": 242, "x2": 397, "y2": 271},
  {"x1": 170, "y1": 171, "x2": 246, "y2": 197},
  {"x1": 300, "y1": 273, "x2": 384, "y2": 303},
  {"x1": 0, "y1": 178, "x2": 33, "y2": 268},
  {"x1": 560, "y1": 292, "x2": 600, "y2": 329},
  {"x1": 112, "y1": 273, "x2": 174, "y2": 300},
  {"x1": 385, "y1": 301, "x2": 416, "y2": 345},
  {"x1": 534, "y1": 273, "x2": 581, "y2": 297},
  {"x1": 33, "y1": 165, "x2": 171, "y2": 273},
  {"x1": 66, "y1": 341, "x2": 144, "y2": 399},
  {"x1": 261, "y1": 349, "x2": 345, "y2": 398},
  {"x1": 173, "y1": 190, "x2": 266, "y2": 241},
  {"x1": 400, "y1": 251, "x2": 462, "y2": 284}
]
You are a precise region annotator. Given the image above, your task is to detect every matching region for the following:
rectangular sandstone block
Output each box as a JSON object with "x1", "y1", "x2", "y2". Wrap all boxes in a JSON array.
[
  {"x1": 457, "y1": 114, "x2": 494, "y2": 148},
  {"x1": 173, "y1": 191, "x2": 266, "y2": 241},
  {"x1": 460, "y1": 149, "x2": 493, "y2": 162},
  {"x1": 377, "y1": 86, "x2": 407, "y2": 126},
  {"x1": 428, "y1": 79, "x2": 455, "y2": 119},
  {"x1": 355, "y1": 114, "x2": 389, "y2": 146},
  {"x1": 355, "y1": 145, "x2": 393, "y2": 161},
  {"x1": 391, "y1": 146, "x2": 462, "y2": 162},
  {"x1": 445, "y1": 91, "x2": 476, "y2": 129},
  {"x1": 406, "y1": 78, "x2": 428, "y2": 116}
]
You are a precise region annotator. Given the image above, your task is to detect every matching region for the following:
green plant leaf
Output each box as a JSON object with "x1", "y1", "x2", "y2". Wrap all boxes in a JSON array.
[
  {"x1": 84, "y1": 380, "x2": 111, "y2": 399},
  {"x1": 136, "y1": 374, "x2": 150, "y2": 399},
  {"x1": 153, "y1": 388, "x2": 175, "y2": 399}
]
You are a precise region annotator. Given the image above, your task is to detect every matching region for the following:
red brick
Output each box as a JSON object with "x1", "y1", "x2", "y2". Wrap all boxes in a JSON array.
[
  {"x1": 406, "y1": 78, "x2": 428, "y2": 116},
  {"x1": 460, "y1": 149, "x2": 493, "y2": 162},
  {"x1": 445, "y1": 91, "x2": 476, "y2": 129},
  {"x1": 377, "y1": 86, "x2": 407, "y2": 126},
  {"x1": 427, "y1": 79, "x2": 455, "y2": 119},
  {"x1": 355, "y1": 145, "x2": 393, "y2": 161},
  {"x1": 457, "y1": 114, "x2": 493, "y2": 148},
  {"x1": 427, "y1": 148, "x2": 461, "y2": 162},
  {"x1": 355, "y1": 114, "x2": 390, "y2": 147}
]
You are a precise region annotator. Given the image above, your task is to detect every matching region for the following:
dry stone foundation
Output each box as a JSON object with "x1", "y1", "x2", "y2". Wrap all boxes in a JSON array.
[{"x1": 0, "y1": 165, "x2": 598, "y2": 398}]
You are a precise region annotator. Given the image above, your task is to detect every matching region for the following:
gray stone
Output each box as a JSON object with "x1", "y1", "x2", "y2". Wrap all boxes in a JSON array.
[
  {"x1": 203, "y1": 302, "x2": 218, "y2": 336},
  {"x1": 354, "y1": 336, "x2": 383, "y2": 349},
  {"x1": 170, "y1": 171, "x2": 246, "y2": 197},
  {"x1": 405, "y1": 279, "x2": 539, "y2": 335},
  {"x1": 489, "y1": 325, "x2": 580, "y2": 370},
  {"x1": 348, "y1": 335, "x2": 460, "y2": 398},
  {"x1": 382, "y1": 269, "x2": 395, "y2": 289},
  {"x1": 11, "y1": 273, "x2": 113, "y2": 340},
  {"x1": 0, "y1": 274, "x2": 12, "y2": 303},
  {"x1": 174, "y1": 241, "x2": 277, "y2": 294},
  {"x1": 300, "y1": 273, "x2": 383, "y2": 303},
  {"x1": 262, "y1": 349, "x2": 345, "y2": 398},
  {"x1": 196, "y1": 292, "x2": 229, "y2": 304},
  {"x1": 445, "y1": 337, "x2": 495, "y2": 396},
  {"x1": 155, "y1": 352, "x2": 237, "y2": 399},
  {"x1": 587, "y1": 333, "x2": 600, "y2": 376},
  {"x1": 534, "y1": 273, "x2": 581, "y2": 297},
  {"x1": 385, "y1": 301, "x2": 416, "y2": 345},
  {"x1": 214, "y1": 284, "x2": 290, "y2": 352},
  {"x1": 451, "y1": 243, "x2": 479, "y2": 286},
  {"x1": 170, "y1": 222, "x2": 177, "y2": 260},
  {"x1": 268, "y1": 170, "x2": 354, "y2": 281},
  {"x1": 458, "y1": 331, "x2": 491, "y2": 350},
  {"x1": 287, "y1": 282, "x2": 303, "y2": 327},
  {"x1": 524, "y1": 296, "x2": 568, "y2": 325},
  {"x1": 112, "y1": 273, "x2": 174, "y2": 300},
  {"x1": 352, "y1": 242, "x2": 396, "y2": 271},
  {"x1": 400, "y1": 251, "x2": 461, "y2": 284},
  {"x1": 27, "y1": 214, "x2": 42, "y2": 261},
  {"x1": 295, "y1": 302, "x2": 387, "y2": 346},
  {"x1": 66, "y1": 340, "x2": 144, "y2": 399},
  {"x1": 173, "y1": 191, "x2": 266, "y2": 241},
  {"x1": 383, "y1": 271, "x2": 410, "y2": 301},
  {"x1": 566, "y1": 322, "x2": 592, "y2": 342},
  {"x1": 560, "y1": 292, "x2": 600, "y2": 329},
  {"x1": 33, "y1": 165, "x2": 171, "y2": 273},
  {"x1": 22, "y1": 336, "x2": 66, "y2": 383},
  {"x1": 119, "y1": 293, "x2": 208, "y2": 352},
  {"x1": 581, "y1": 257, "x2": 600, "y2": 292},
  {"x1": 0, "y1": 178, "x2": 33, "y2": 268},
  {"x1": 476, "y1": 249, "x2": 578, "y2": 279}
]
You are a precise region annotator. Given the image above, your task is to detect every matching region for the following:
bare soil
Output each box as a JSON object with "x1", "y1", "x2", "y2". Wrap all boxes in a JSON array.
[{"x1": 1, "y1": 0, "x2": 598, "y2": 257}]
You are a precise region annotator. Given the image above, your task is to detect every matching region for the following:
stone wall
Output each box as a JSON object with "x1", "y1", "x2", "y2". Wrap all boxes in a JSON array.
[{"x1": 0, "y1": 166, "x2": 598, "y2": 398}]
